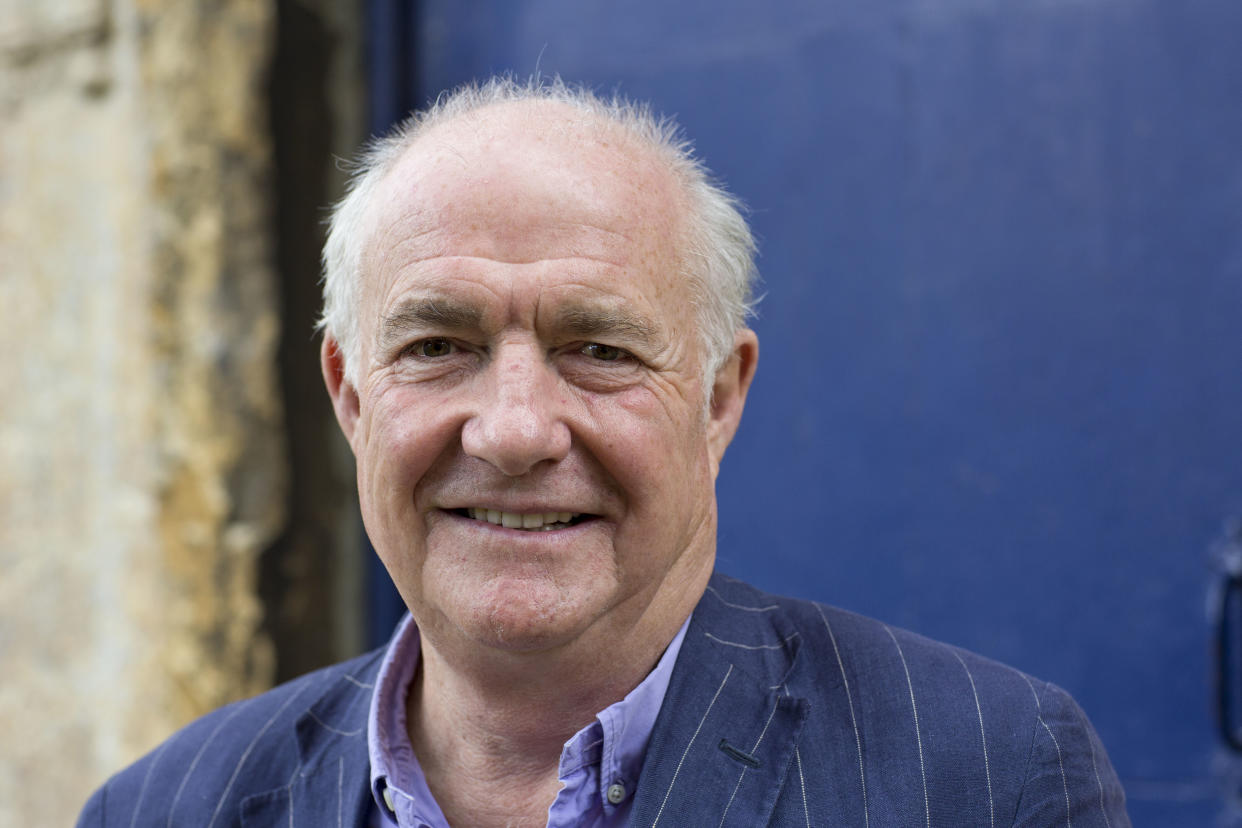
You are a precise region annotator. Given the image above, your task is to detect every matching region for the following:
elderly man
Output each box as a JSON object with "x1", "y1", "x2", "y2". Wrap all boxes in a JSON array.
[{"x1": 79, "y1": 78, "x2": 1129, "y2": 827}]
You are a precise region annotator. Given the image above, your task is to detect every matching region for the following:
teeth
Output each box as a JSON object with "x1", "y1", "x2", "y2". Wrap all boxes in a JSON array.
[{"x1": 466, "y1": 508, "x2": 581, "y2": 531}]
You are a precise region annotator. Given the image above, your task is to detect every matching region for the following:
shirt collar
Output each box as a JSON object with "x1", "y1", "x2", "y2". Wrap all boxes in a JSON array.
[
  {"x1": 367, "y1": 613, "x2": 443, "y2": 826},
  {"x1": 367, "y1": 613, "x2": 690, "y2": 825},
  {"x1": 561, "y1": 618, "x2": 689, "y2": 800}
]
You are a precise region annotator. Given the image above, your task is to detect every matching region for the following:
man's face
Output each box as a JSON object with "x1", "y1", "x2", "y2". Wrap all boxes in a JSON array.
[{"x1": 324, "y1": 103, "x2": 755, "y2": 660}]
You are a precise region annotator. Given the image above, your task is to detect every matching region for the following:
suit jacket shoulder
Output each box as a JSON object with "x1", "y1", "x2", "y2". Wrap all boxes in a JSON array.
[
  {"x1": 77, "y1": 648, "x2": 384, "y2": 828},
  {"x1": 630, "y1": 573, "x2": 1130, "y2": 827}
]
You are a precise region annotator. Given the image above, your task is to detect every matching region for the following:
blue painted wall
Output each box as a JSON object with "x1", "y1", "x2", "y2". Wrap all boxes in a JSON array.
[{"x1": 367, "y1": 0, "x2": 1242, "y2": 821}]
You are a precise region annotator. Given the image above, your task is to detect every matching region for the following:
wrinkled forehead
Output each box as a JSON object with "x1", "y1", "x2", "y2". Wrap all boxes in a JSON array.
[{"x1": 362, "y1": 101, "x2": 691, "y2": 271}]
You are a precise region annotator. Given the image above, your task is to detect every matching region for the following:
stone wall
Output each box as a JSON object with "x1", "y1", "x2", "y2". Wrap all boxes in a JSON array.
[{"x1": 0, "y1": 1, "x2": 348, "y2": 824}]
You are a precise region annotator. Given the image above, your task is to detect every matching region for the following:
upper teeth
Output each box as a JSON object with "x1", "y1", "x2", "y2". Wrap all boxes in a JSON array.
[{"x1": 466, "y1": 508, "x2": 579, "y2": 530}]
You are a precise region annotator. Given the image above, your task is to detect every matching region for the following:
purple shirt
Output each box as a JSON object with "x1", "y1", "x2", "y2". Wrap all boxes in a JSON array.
[{"x1": 367, "y1": 614, "x2": 690, "y2": 828}]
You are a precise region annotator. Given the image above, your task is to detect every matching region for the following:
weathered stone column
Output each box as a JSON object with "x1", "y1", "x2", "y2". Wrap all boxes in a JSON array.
[{"x1": 0, "y1": 1, "x2": 283, "y2": 824}]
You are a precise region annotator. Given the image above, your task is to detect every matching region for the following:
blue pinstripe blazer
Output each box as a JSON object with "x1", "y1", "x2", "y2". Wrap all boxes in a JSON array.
[{"x1": 78, "y1": 573, "x2": 1129, "y2": 826}]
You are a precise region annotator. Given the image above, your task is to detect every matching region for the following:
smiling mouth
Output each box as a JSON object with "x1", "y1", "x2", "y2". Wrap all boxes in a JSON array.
[{"x1": 457, "y1": 508, "x2": 589, "y2": 532}]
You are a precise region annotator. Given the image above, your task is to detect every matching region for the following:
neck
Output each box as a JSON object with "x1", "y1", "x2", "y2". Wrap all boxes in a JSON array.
[{"x1": 406, "y1": 565, "x2": 709, "y2": 828}]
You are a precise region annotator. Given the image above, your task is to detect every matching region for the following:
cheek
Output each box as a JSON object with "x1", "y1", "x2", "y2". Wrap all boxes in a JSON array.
[
  {"x1": 584, "y1": 390, "x2": 711, "y2": 504},
  {"x1": 358, "y1": 387, "x2": 461, "y2": 506}
]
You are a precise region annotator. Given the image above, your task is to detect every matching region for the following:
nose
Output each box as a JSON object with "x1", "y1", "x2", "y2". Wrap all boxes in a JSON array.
[{"x1": 461, "y1": 344, "x2": 572, "y2": 477}]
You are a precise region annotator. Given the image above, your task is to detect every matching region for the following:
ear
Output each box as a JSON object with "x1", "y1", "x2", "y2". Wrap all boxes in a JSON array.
[
  {"x1": 321, "y1": 334, "x2": 361, "y2": 448},
  {"x1": 706, "y1": 328, "x2": 759, "y2": 476}
]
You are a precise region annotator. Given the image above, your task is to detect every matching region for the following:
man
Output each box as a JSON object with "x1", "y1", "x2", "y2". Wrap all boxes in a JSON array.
[{"x1": 79, "y1": 77, "x2": 1129, "y2": 827}]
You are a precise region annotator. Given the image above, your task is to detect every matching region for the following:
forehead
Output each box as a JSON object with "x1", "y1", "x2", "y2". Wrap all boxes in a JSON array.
[{"x1": 363, "y1": 101, "x2": 689, "y2": 276}]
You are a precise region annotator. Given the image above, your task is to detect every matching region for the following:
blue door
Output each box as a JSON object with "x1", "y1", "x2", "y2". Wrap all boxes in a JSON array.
[{"x1": 366, "y1": 1, "x2": 1242, "y2": 822}]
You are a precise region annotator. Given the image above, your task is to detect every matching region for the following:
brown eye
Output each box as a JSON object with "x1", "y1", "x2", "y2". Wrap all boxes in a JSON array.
[
  {"x1": 581, "y1": 343, "x2": 624, "y2": 361},
  {"x1": 413, "y1": 338, "x2": 454, "y2": 357}
]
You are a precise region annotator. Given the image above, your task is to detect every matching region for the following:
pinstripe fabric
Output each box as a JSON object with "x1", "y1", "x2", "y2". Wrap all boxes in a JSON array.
[
  {"x1": 627, "y1": 575, "x2": 1131, "y2": 827},
  {"x1": 78, "y1": 650, "x2": 382, "y2": 828},
  {"x1": 78, "y1": 573, "x2": 1130, "y2": 827}
]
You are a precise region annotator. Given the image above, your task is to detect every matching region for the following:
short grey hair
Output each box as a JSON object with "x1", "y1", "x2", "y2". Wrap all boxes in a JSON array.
[{"x1": 319, "y1": 76, "x2": 759, "y2": 389}]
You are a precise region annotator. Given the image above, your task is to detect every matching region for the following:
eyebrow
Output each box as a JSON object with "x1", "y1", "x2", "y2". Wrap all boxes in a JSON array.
[
  {"x1": 376, "y1": 296, "x2": 662, "y2": 351},
  {"x1": 378, "y1": 298, "x2": 483, "y2": 350},
  {"x1": 553, "y1": 305, "x2": 661, "y2": 348}
]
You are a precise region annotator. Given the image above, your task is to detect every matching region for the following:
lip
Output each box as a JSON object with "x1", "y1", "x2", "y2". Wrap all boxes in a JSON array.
[{"x1": 437, "y1": 498, "x2": 595, "y2": 514}]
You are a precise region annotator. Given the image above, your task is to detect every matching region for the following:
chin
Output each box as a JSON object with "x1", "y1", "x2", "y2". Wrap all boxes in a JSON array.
[{"x1": 455, "y1": 575, "x2": 607, "y2": 652}]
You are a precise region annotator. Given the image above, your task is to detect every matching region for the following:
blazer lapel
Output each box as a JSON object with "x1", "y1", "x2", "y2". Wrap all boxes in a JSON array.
[
  {"x1": 630, "y1": 580, "x2": 810, "y2": 828},
  {"x1": 240, "y1": 665, "x2": 379, "y2": 828}
]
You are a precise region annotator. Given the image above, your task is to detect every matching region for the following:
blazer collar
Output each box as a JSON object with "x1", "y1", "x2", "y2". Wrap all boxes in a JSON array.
[{"x1": 629, "y1": 575, "x2": 811, "y2": 827}]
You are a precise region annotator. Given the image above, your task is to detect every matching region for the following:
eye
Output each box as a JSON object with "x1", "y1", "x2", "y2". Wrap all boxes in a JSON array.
[
  {"x1": 408, "y1": 338, "x2": 455, "y2": 358},
  {"x1": 580, "y1": 343, "x2": 626, "y2": 361}
]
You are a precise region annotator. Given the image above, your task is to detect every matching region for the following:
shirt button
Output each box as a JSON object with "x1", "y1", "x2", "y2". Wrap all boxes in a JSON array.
[
  {"x1": 382, "y1": 786, "x2": 396, "y2": 812},
  {"x1": 606, "y1": 782, "x2": 627, "y2": 805}
]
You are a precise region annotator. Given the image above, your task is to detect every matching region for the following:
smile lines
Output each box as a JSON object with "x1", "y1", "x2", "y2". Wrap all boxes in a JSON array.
[{"x1": 462, "y1": 508, "x2": 583, "y2": 531}]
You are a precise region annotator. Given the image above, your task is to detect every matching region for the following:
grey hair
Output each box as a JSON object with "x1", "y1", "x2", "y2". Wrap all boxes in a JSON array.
[{"x1": 318, "y1": 75, "x2": 759, "y2": 390}]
